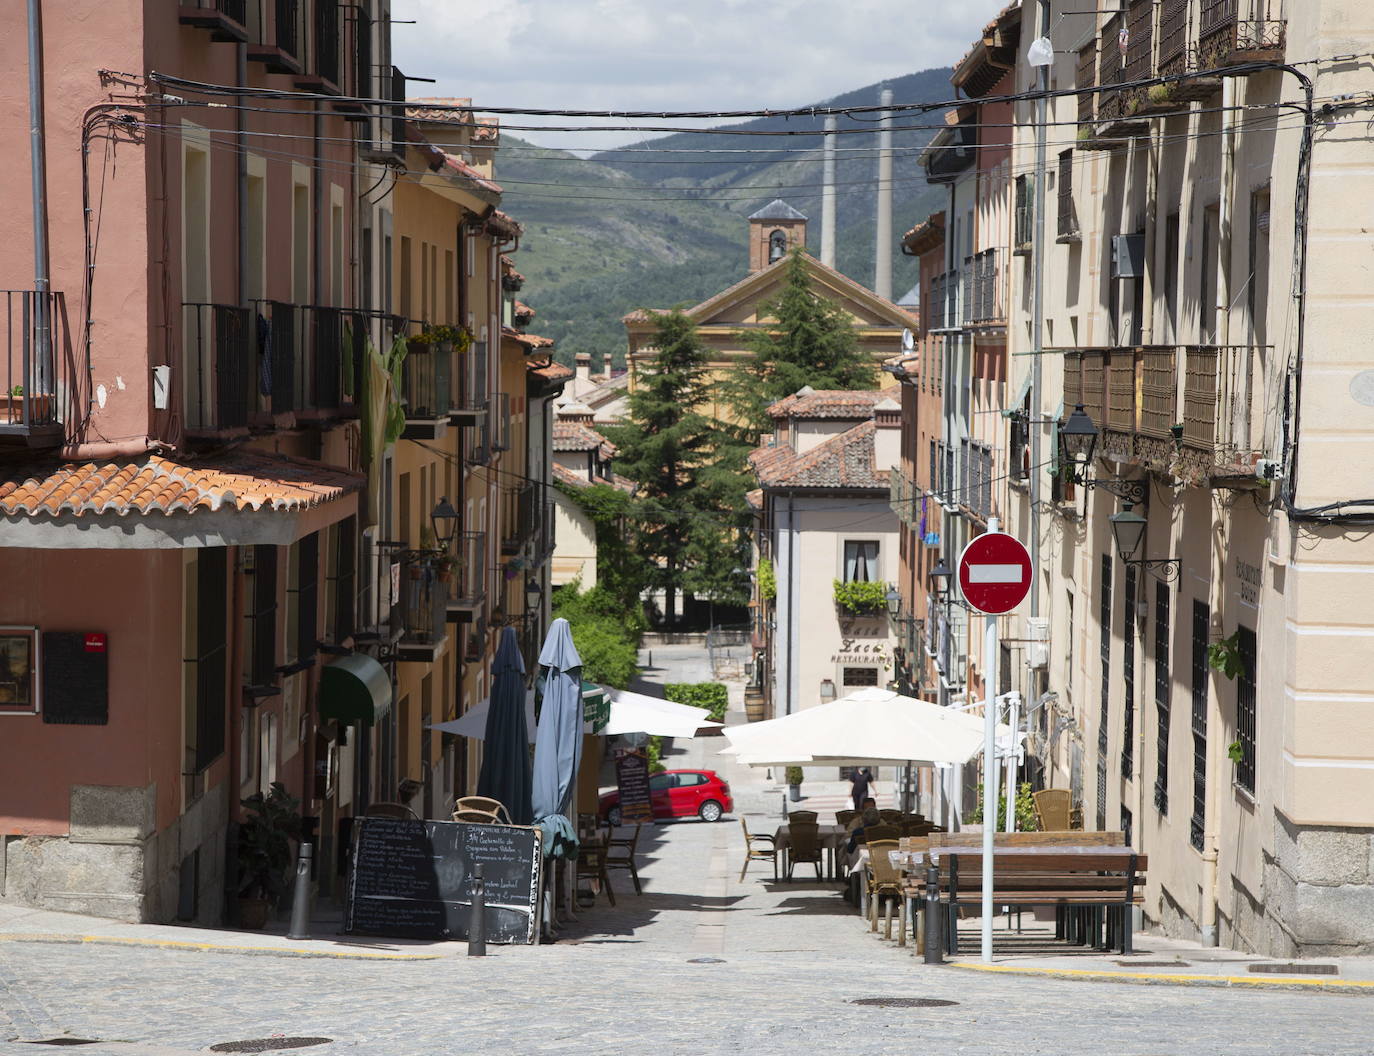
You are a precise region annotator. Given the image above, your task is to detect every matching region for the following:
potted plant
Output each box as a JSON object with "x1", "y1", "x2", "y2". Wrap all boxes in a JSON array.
[
  {"x1": 785, "y1": 766, "x2": 804, "y2": 802},
  {"x1": 235, "y1": 782, "x2": 302, "y2": 929},
  {"x1": 833, "y1": 579, "x2": 889, "y2": 616},
  {"x1": 436, "y1": 552, "x2": 462, "y2": 584}
]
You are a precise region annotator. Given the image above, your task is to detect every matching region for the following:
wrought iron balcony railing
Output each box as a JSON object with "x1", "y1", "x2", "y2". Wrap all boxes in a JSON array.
[
  {"x1": 0, "y1": 290, "x2": 71, "y2": 447},
  {"x1": 396, "y1": 551, "x2": 449, "y2": 654},
  {"x1": 183, "y1": 303, "x2": 251, "y2": 432},
  {"x1": 178, "y1": 0, "x2": 250, "y2": 41}
]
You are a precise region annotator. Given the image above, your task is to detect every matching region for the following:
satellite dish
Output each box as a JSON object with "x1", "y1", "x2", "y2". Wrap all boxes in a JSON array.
[{"x1": 901, "y1": 328, "x2": 915, "y2": 352}]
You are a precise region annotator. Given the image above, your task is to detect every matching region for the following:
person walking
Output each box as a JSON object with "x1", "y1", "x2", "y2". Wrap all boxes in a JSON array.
[{"x1": 849, "y1": 767, "x2": 874, "y2": 811}]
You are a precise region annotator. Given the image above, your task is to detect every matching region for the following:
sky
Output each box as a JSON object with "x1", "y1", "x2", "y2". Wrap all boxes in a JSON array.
[{"x1": 391, "y1": 0, "x2": 1016, "y2": 150}]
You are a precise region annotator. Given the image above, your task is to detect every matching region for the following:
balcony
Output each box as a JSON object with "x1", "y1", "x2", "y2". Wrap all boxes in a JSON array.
[
  {"x1": 178, "y1": 0, "x2": 250, "y2": 42},
  {"x1": 450, "y1": 337, "x2": 489, "y2": 426},
  {"x1": 394, "y1": 551, "x2": 449, "y2": 663},
  {"x1": 400, "y1": 335, "x2": 451, "y2": 440},
  {"x1": 248, "y1": 0, "x2": 303, "y2": 75},
  {"x1": 927, "y1": 270, "x2": 960, "y2": 332},
  {"x1": 965, "y1": 249, "x2": 1003, "y2": 327},
  {"x1": 0, "y1": 290, "x2": 71, "y2": 449},
  {"x1": 183, "y1": 303, "x2": 251, "y2": 435},
  {"x1": 1095, "y1": 12, "x2": 1150, "y2": 141},
  {"x1": 445, "y1": 531, "x2": 488, "y2": 623},
  {"x1": 1157, "y1": 0, "x2": 1224, "y2": 101},
  {"x1": 502, "y1": 483, "x2": 536, "y2": 556},
  {"x1": 1076, "y1": 37, "x2": 1098, "y2": 130},
  {"x1": 1063, "y1": 345, "x2": 1269, "y2": 485},
  {"x1": 1057, "y1": 151, "x2": 1080, "y2": 243},
  {"x1": 1199, "y1": 0, "x2": 1286, "y2": 68},
  {"x1": 337, "y1": 7, "x2": 371, "y2": 118},
  {"x1": 294, "y1": 0, "x2": 341, "y2": 94}
]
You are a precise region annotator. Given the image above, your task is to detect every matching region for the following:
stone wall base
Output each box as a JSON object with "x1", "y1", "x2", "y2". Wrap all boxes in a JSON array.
[{"x1": 0, "y1": 782, "x2": 227, "y2": 926}]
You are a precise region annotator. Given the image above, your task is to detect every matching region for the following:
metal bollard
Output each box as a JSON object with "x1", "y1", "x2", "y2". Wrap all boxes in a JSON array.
[
  {"x1": 286, "y1": 843, "x2": 313, "y2": 941},
  {"x1": 923, "y1": 860, "x2": 943, "y2": 964},
  {"x1": 468, "y1": 864, "x2": 487, "y2": 957}
]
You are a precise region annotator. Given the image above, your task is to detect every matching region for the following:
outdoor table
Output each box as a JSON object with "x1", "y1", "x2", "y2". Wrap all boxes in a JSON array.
[{"x1": 774, "y1": 823, "x2": 848, "y2": 880}]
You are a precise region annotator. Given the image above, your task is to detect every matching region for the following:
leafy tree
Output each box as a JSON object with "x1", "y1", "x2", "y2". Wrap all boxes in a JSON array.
[
  {"x1": 723, "y1": 248, "x2": 876, "y2": 438},
  {"x1": 554, "y1": 481, "x2": 650, "y2": 621},
  {"x1": 602, "y1": 309, "x2": 742, "y2": 626},
  {"x1": 551, "y1": 582, "x2": 640, "y2": 689}
]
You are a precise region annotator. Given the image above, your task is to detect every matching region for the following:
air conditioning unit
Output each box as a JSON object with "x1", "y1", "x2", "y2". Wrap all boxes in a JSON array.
[
  {"x1": 1026, "y1": 616, "x2": 1050, "y2": 669},
  {"x1": 1111, "y1": 234, "x2": 1146, "y2": 279}
]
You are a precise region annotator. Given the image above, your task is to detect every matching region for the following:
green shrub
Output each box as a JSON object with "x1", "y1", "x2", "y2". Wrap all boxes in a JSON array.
[
  {"x1": 785, "y1": 765, "x2": 805, "y2": 786},
  {"x1": 832, "y1": 579, "x2": 889, "y2": 615},
  {"x1": 664, "y1": 681, "x2": 729, "y2": 722},
  {"x1": 645, "y1": 735, "x2": 666, "y2": 774},
  {"x1": 967, "y1": 782, "x2": 1038, "y2": 832},
  {"x1": 758, "y1": 557, "x2": 776, "y2": 602}
]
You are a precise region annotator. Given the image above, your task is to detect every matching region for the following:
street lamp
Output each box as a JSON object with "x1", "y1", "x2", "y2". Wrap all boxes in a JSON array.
[
  {"x1": 885, "y1": 586, "x2": 902, "y2": 618},
  {"x1": 929, "y1": 558, "x2": 954, "y2": 595},
  {"x1": 1109, "y1": 503, "x2": 1181, "y2": 582},
  {"x1": 1056, "y1": 405, "x2": 1146, "y2": 504},
  {"x1": 431, "y1": 497, "x2": 459, "y2": 550}
]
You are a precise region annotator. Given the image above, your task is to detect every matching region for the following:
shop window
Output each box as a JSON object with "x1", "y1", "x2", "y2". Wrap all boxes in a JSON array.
[{"x1": 842, "y1": 666, "x2": 879, "y2": 687}]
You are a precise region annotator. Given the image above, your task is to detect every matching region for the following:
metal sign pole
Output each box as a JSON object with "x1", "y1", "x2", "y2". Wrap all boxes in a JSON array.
[{"x1": 981, "y1": 518, "x2": 1000, "y2": 965}]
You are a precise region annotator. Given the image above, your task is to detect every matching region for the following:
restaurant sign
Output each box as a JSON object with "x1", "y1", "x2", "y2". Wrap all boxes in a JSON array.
[{"x1": 830, "y1": 638, "x2": 891, "y2": 665}]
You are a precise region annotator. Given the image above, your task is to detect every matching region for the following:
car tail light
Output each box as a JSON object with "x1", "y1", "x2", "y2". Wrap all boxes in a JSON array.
[{"x1": 721, "y1": 781, "x2": 730, "y2": 794}]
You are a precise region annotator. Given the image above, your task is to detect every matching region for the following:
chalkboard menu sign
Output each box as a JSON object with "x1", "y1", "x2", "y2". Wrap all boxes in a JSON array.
[
  {"x1": 615, "y1": 749, "x2": 654, "y2": 825},
  {"x1": 346, "y1": 818, "x2": 542, "y2": 944}
]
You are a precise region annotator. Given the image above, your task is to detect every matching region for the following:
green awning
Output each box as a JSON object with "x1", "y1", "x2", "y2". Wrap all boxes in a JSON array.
[
  {"x1": 581, "y1": 680, "x2": 609, "y2": 733},
  {"x1": 319, "y1": 653, "x2": 393, "y2": 726}
]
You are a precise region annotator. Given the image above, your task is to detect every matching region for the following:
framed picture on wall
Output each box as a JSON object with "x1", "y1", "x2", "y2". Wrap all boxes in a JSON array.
[{"x1": 0, "y1": 627, "x2": 39, "y2": 715}]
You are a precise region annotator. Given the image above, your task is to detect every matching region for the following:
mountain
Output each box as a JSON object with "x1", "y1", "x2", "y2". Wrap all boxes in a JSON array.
[{"x1": 497, "y1": 67, "x2": 955, "y2": 366}]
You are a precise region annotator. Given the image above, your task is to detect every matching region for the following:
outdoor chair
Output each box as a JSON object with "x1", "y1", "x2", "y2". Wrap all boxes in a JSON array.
[
  {"x1": 863, "y1": 824, "x2": 899, "y2": 843},
  {"x1": 785, "y1": 823, "x2": 824, "y2": 882},
  {"x1": 605, "y1": 824, "x2": 644, "y2": 895},
  {"x1": 576, "y1": 834, "x2": 615, "y2": 907},
  {"x1": 366, "y1": 802, "x2": 419, "y2": 820},
  {"x1": 878, "y1": 809, "x2": 903, "y2": 823},
  {"x1": 456, "y1": 796, "x2": 513, "y2": 824},
  {"x1": 866, "y1": 839, "x2": 905, "y2": 943},
  {"x1": 1033, "y1": 789, "x2": 1073, "y2": 831},
  {"x1": 739, "y1": 818, "x2": 778, "y2": 882},
  {"x1": 900, "y1": 813, "x2": 925, "y2": 826},
  {"x1": 452, "y1": 808, "x2": 502, "y2": 824},
  {"x1": 787, "y1": 810, "x2": 819, "y2": 824},
  {"x1": 836, "y1": 809, "x2": 859, "y2": 828}
]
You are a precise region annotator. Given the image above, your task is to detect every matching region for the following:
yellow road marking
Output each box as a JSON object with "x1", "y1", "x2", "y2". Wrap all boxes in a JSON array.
[
  {"x1": 0, "y1": 932, "x2": 443, "y2": 961},
  {"x1": 948, "y1": 961, "x2": 1374, "y2": 991}
]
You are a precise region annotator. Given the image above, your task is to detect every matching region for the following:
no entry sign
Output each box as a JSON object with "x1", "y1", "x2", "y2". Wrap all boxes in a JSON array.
[{"x1": 957, "y1": 531, "x2": 1033, "y2": 615}]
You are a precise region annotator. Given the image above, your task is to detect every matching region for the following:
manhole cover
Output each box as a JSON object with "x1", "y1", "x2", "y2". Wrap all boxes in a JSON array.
[
  {"x1": 209, "y1": 1039, "x2": 332, "y2": 1053},
  {"x1": 1116, "y1": 960, "x2": 1186, "y2": 968},
  {"x1": 687, "y1": 957, "x2": 726, "y2": 964},
  {"x1": 1249, "y1": 962, "x2": 1337, "y2": 976},
  {"x1": 24, "y1": 1041, "x2": 101, "y2": 1047},
  {"x1": 851, "y1": 997, "x2": 959, "y2": 1008}
]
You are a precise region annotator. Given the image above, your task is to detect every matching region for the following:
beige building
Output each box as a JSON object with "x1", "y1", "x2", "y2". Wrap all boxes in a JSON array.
[
  {"x1": 549, "y1": 408, "x2": 635, "y2": 590},
  {"x1": 750, "y1": 390, "x2": 903, "y2": 738},
  {"x1": 978, "y1": 0, "x2": 1374, "y2": 955}
]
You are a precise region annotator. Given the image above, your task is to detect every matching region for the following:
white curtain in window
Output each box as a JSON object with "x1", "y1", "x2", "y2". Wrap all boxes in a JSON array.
[{"x1": 844, "y1": 540, "x2": 879, "y2": 582}]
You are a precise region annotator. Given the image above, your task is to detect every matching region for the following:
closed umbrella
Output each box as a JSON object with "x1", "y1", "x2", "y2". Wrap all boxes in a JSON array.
[
  {"x1": 476, "y1": 627, "x2": 534, "y2": 825},
  {"x1": 531, "y1": 617, "x2": 583, "y2": 859}
]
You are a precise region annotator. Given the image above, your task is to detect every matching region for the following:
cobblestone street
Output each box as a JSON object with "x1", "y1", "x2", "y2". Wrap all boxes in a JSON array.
[{"x1": 2, "y1": 678, "x2": 1372, "y2": 1056}]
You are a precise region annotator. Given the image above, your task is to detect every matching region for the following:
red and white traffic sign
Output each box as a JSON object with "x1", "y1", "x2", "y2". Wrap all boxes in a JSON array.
[{"x1": 957, "y1": 531, "x2": 1033, "y2": 615}]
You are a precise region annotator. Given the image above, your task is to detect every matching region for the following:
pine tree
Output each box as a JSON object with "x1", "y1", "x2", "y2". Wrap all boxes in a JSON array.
[
  {"x1": 603, "y1": 309, "x2": 740, "y2": 627},
  {"x1": 723, "y1": 248, "x2": 877, "y2": 438}
]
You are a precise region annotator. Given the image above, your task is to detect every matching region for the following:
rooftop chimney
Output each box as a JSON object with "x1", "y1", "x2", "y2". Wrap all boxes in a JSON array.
[{"x1": 875, "y1": 87, "x2": 894, "y2": 301}]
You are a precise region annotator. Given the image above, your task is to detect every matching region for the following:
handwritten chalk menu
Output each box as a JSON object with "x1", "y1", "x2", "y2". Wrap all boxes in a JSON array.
[
  {"x1": 346, "y1": 818, "x2": 542, "y2": 944},
  {"x1": 615, "y1": 749, "x2": 654, "y2": 825}
]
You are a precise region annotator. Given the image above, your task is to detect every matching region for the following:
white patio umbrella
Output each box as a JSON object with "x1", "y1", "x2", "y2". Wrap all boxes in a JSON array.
[
  {"x1": 602, "y1": 688, "x2": 724, "y2": 739},
  {"x1": 718, "y1": 686, "x2": 1003, "y2": 769},
  {"x1": 427, "y1": 689, "x2": 537, "y2": 744}
]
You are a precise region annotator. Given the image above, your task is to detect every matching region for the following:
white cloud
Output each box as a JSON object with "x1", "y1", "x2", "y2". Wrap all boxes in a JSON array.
[{"x1": 392, "y1": 0, "x2": 1017, "y2": 148}]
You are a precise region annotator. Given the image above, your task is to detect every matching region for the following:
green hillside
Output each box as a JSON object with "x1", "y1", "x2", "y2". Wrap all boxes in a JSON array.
[{"x1": 497, "y1": 67, "x2": 955, "y2": 365}]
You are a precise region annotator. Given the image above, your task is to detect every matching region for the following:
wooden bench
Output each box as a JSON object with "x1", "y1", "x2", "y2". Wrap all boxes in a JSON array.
[{"x1": 896, "y1": 831, "x2": 1144, "y2": 955}]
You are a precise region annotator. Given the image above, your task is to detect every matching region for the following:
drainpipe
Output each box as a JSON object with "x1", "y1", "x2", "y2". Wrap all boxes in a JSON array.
[
  {"x1": 784, "y1": 491, "x2": 796, "y2": 716},
  {"x1": 26, "y1": 0, "x2": 52, "y2": 379},
  {"x1": 237, "y1": 44, "x2": 248, "y2": 306}
]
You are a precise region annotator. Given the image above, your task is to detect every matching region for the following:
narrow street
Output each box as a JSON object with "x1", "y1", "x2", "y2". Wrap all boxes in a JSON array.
[{"x1": 1, "y1": 648, "x2": 1369, "y2": 1054}]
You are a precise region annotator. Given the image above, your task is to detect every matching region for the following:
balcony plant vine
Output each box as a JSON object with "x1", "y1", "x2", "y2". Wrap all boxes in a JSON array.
[{"x1": 832, "y1": 579, "x2": 889, "y2": 616}]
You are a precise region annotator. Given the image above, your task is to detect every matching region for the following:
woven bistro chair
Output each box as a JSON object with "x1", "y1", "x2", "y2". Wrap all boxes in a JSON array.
[
  {"x1": 866, "y1": 839, "x2": 905, "y2": 941},
  {"x1": 787, "y1": 810, "x2": 819, "y2": 825},
  {"x1": 1032, "y1": 789, "x2": 1073, "y2": 831},
  {"x1": 862, "y1": 824, "x2": 900, "y2": 844},
  {"x1": 784, "y1": 823, "x2": 824, "y2": 882},
  {"x1": 605, "y1": 824, "x2": 644, "y2": 895},
  {"x1": 365, "y1": 802, "x2": 419, "y2": 820},
  {"x1": 452, "y1": 808, "x2": 501, "y2": 824},
  {"x1": 878, "y1": 809, "x2": 904, "y2": 824},
  {"x1": 739, "y1": 817, "x2": 779, "y2": 882},
  {"x1": 836, "y1": 809, "x2": 860, "y2": 828},
  {"x1": 456, "y1": 796, "x2": 513, "y2": 824},
  {"x1": 575, "y1": 833, "x2": 615, "y2": 907}
]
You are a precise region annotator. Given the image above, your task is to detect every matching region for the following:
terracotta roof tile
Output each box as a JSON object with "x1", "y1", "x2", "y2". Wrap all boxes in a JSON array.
[
  {"x1": 552, "y1": 462, "x2": 637, "y2": 494},
  {"x1": 749, "y1": 421, "x2": 888, "y2": 491},
  {"x1": 0, "y1": 452, "x2": 362, "y2": 519},
  {"x1": 766, "y1": 389, "x2": 887, "y2": 420},
  {"x1": 528, "y1": 360, "x2": 574, "y2": 383},
  {"x1": 406, "y1": 97, "x2": 473, "y2": 124},
  {"x1": 552, "y1": 421, "x2": 617, "y2": 459},
  {"x1": 502, "y1": 325, "x2": 553, "y2": 350}
]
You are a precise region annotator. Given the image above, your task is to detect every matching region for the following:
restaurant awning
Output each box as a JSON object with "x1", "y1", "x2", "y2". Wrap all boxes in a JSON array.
[
  {"x1": 429, "y1": 690, "x2": 537, "y2": 744},
  {"x1": 602, "y1": 688, "x2": 724, "y2": 738},
  {"x1": 319, "y1": 653, "x2": 393, "y2": 726}
]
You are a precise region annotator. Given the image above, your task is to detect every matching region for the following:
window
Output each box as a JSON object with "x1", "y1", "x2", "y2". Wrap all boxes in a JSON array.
[
  {"x1": 0, "y1": 627, "x2": 38, "y2": 714},
  {"x1": 326, "y1": 517, "x2": 357, "y2": 643},
  {"x1": 678, "y1": 773, "x2": 708, "y2": 787},
  {"x1": 186, "y1": 549, "x2": 228, "y2": 776},
  {"x1": 1014, "y1": 174, "x2": 1033, "y2": 251},
  {"x1": 244, "y1": 546, "x2": 278, "y2": 687},
  {"x1": 842, "y1": 667, "x2": 880, "y2": 687},
  {"x1": 1056, "y1": 149, "x2": 1078, "y2": 239},
  {"x1": 399, "y1": 235, "x2": 413, "y2": 321},
  {"x1": 649, "y1": 773, "x2": 673, "y2": 793},
  {"x1": 1190, "y1": 601, "x2": 1209, "y2": 851},
  {"x1": 260, "y1": 710, "x2": 278, "y2": 794},
  {"x1": 1163, "y1": 212, "x2": 1180, "y2": 343},
  {"x1": 1122, "y1": 566, "x2": 1136, "y2": 780},
  {"x1": 1120, "y1": 805, "x2": 1133, "y2": 848},
  {"x1": 1154, "y1": 580, "x2": 1171, "y2": 814},
  {"x1": 1065, "y1": 591, "x2": 1075, "y2": 693},
  {"x1": 1200, "y1": 204, "x2": 1220, "y2": 343},
  {"x1": 842, "y1": 541, "x2": 879, "y2": 583},
  {"x1": 1248, "y1": 186, "x2": 1271, "y2": 347},
  {"x1": 292, "y1": 532, "x2": 318, "y2": 664},
  {"x1": 1097, "y1": 554, "x2": 1112, "y2": 831},
  {"x1": 1235, "y1": 625, "x2": 1257, "y2": 794}
]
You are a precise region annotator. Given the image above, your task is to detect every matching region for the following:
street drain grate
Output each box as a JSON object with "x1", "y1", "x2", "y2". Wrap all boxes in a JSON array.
[
  {"x1": 209, "y1": 1039, "x2": 333, "y2": 1053},
  {"x1": 851, "y1": 998, "x2": 959, "y2": 1009},
  {"x1": 1249, "y1": 963, "x2": 1337, "y2": 976},
  {"x1": 24, "y1": 1041, "x2": 101, "y2": 1047},
  {"x1": 687, "y1": 957, "x2": 726, "y2": 964}
]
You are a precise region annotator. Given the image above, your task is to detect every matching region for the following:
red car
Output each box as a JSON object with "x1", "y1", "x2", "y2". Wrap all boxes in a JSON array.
[{"x1": 601, "y1": 769, "x2": 733, "y2": 825}]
